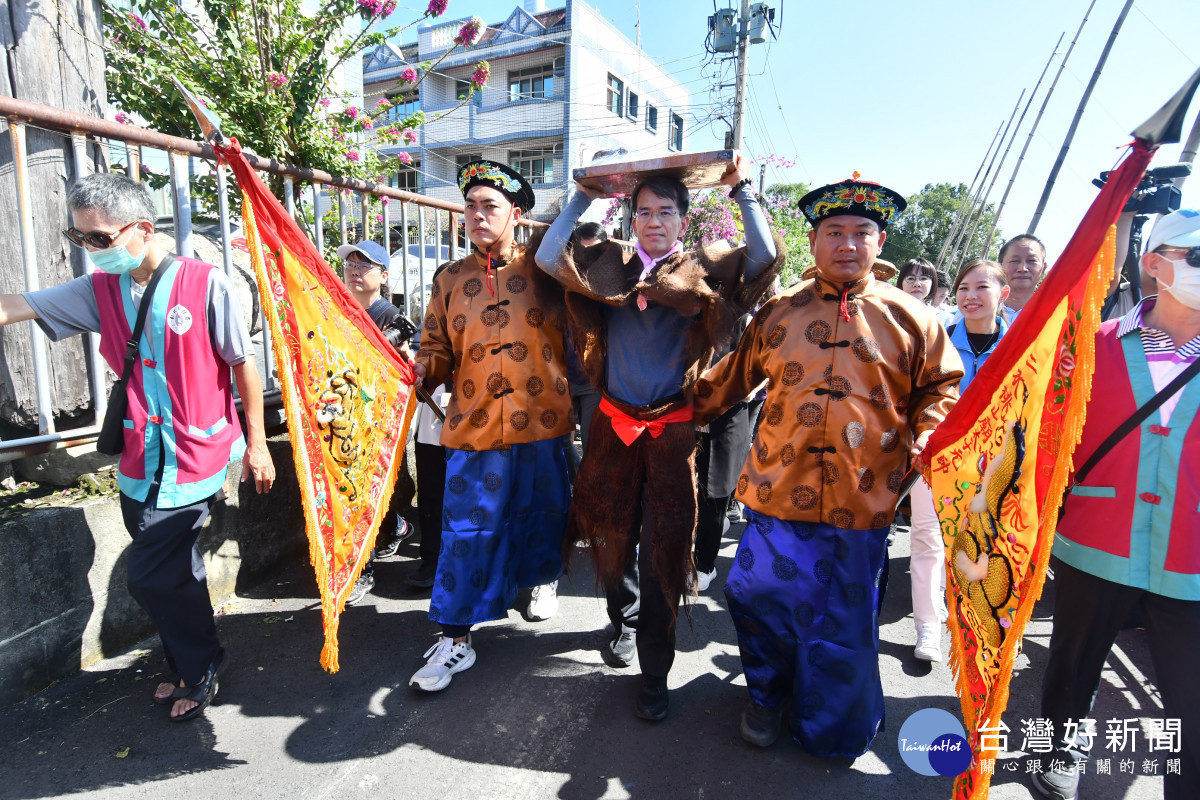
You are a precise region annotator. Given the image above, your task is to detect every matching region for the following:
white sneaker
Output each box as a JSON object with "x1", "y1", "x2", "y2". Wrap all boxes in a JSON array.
[
  {"x1": 914, "y1": 627, "x2": 943, "y2": 662},
  {"x1": 409, "y1": 635, "x2": 475, "y2": 691},
  {"x1": 526, "y1": 581, "x2": 559, "y2": 621},
  {"x1": 695, "y1": 568, "x2": 717, "y2": 593}
]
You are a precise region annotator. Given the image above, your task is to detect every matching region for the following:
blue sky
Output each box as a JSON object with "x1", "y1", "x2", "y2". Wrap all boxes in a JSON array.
[{"x1": 391, "y1": 0, "x2": 1199, "y2": 261}]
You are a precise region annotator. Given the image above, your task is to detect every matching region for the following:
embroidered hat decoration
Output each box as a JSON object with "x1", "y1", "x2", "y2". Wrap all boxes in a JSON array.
[
  {"x1": 457, "y1": 159, "x2": 536, "y2": 213},
  {"x1": 798, "y1": 171, "x2": 907, "y2": 229}
]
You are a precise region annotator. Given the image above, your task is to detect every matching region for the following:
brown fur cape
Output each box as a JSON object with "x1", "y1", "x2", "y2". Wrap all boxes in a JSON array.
[{"x1": 553, "y1": 233, "x2": 786, "y2": 615}]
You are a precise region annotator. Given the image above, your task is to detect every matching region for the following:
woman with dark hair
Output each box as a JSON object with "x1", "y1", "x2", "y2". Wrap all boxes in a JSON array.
[{"x1": 897, "y1": 257, "x2": 937, "y2": 303}]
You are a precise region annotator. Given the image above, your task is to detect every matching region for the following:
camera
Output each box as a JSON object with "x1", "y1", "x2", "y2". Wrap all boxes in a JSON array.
[
  {"x1": 1093, "y1": 163, "x2": 1191, "y2": 216},
  {"x1": 381, "y1": 315, "x2": 418, "y2": 351}
]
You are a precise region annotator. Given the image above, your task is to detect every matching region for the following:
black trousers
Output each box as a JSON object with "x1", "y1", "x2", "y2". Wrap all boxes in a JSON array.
[
  {"x1": 605, "y1": 488, "x2": 679, "y2": 679},
  {"x1": 1041, "y1": 560, "x2": 1200, "y2": 800},
  {"x1": 415, "y1": 441, "x2": 446, "y2": 570},
  {"x1": 120, "y1": 479, "x2": 220, "y2": 687},
  {"x1": 693, "y1": 430, "x2": 729, "y2": 574}
]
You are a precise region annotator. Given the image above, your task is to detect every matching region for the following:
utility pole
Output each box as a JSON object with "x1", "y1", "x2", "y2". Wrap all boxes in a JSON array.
[
  {"x1": 758, "y1": 161, "x2": 768, "y2": 196},
  {"x1": 730, "y1": 0, "x2": 751, "y2": 151},
  {"x1": 711, "y1": 2, "x2": 774, "y2": 151}
]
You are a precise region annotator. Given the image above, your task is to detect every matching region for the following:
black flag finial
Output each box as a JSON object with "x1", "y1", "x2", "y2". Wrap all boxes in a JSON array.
[{"x1": 1132, "y1": 65, "x2": 1200, "y2": 146}]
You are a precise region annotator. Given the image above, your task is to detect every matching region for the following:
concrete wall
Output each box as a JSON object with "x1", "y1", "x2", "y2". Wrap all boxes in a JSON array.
[{"x1": 0, "y1": 436, "x2": 306, "y2": 708}]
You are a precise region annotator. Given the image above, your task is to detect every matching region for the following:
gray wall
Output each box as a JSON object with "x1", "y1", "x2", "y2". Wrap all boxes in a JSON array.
[{"x1": 0, "y1": 437, "x2": 306, "y2": 708}]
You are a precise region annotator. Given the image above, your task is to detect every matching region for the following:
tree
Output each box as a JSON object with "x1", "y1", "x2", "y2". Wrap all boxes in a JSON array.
[
  {"x1": 679, "y1": 182, "x2": 813, "y2": 289},
  {"x1": 763, "y1": 182, "x2": 814, "y2": 286},
  {"x1": 102, "y1": 0, "x2": 486, "y2": 206},
  {"x1": 883, "y1": 183, "x2": 1001, "y2": 277}
]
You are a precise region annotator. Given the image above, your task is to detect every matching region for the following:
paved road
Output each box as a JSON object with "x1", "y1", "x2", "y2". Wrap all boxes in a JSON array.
[{"x1": 0, "y1": 521, "x2": 1170, "y2": 799}]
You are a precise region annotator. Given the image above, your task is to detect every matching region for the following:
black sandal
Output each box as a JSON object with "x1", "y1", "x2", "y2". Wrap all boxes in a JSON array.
[
  {"x1": 169, "y1": 649, "x2": 229, "y2": 723},
  {"x1": 153, "y1": 679, "x2": 180, "y2": 706}
]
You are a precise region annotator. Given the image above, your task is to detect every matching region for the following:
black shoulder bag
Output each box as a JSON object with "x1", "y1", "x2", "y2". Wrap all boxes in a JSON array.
[{"x1": 96, "y1": 256, "x2": 174, "y2": 456}]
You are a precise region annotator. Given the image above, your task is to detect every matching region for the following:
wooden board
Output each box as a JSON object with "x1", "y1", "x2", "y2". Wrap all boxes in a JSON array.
[{"x1": 573, "y1": 150, "x2": 738, "y2": 196}]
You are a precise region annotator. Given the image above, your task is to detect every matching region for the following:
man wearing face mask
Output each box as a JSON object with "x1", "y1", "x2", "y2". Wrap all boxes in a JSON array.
[
  {"x1": 0, "y1": 173, "x2": 274, "y2": 723},
  {"x1": 1032, "y1": 207, "x2": 1200, "y2": 800}
]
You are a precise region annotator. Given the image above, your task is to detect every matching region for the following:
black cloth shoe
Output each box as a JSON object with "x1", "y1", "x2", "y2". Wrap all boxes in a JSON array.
[
  {"x1": 740, "y1": 700, "x2": 782, "y2": 747},
  {"x1": 602, "y1": 628, "x2": 636, "y2": 668},
  {"x1": 1030, "y1": 763, "x2": 1079, "y2": 800},
  {"x1": 406, "y1": 561, "x2": 436, "y2": 589},
  {"x1": 635, "y1": 675, "x2": 668, "y2": 721}
]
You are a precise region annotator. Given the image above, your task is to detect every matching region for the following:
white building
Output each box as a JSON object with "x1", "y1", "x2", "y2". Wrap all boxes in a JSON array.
[{"x1": 362, "y1": 0, "x2": 690, "y2": 222}]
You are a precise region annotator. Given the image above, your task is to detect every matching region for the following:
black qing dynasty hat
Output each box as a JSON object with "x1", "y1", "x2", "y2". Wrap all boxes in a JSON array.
[
  {"x1": 457, "y1": 159, "x2": 536, "y2": 213},
  {"x1": 798, "y1": 172, "x2": 906, "y2": 229}
]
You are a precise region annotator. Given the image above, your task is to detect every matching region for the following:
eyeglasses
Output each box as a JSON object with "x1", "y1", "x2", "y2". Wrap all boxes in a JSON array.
[
  {"x1": 344, "y1": 259, "x2": 383, "y2": 274},
  {"x1": 1157, "y1": 246, "x2": 1200, "y2": 268},
  {"x1": 902, "y1": 275, "x2": 932, "y2": 284},
  {"x1": 634, "y1": 208, "x2": 679, "y2": 222},
  {"x1": 62, "y1": 220, "x2": 145, "y2": 249}
]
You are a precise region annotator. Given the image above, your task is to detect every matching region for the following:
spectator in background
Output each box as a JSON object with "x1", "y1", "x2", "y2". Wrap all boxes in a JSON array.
[
  {"x1": 337, "y1": 240, "x2": 417, "y2": 606},
  {"x1": 909, "y1": 258, "x2": 1010, "y2": 663},
  {"x1": 932, "y1": 271, "x2": 952, "y2": 310},
  {"x1": 897, "y1": 257, "x2": 937, "y2": 304},
  {"x1": 998, "y1": 233, "x2": 1049, "y2": 321}
]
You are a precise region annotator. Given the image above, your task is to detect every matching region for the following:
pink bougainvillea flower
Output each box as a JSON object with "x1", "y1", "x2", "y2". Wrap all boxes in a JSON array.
[
  {"x1": 377, "y1": 97, "x2": 391, "y2": 108},
  {"x1": 397, "y1": 151, "x2": 413, "y2": 165},
  {"x1": 345, "y1": 106, "x2": 359, "y2": 120},
  {"x1": 382, "y1": 0, "x2": 396, "y2": 14},
  {"x1": 400, "y1": 67, "x2": 418, "y2": 84},
  {"x1": 346, "y1": 150, "x2": 361, "y2": 162},
  {"x1": 128, "y1": 12, "x2": 147, "y2": 31},
  {"x1": 454, "y1": 16, "x2": 484, "y2": 46},
  {"x1": 267, "y1": 72, "x2": 289, "y2": 88},
  {"x1": 320, "y1": 97, "x2": 332, "y2": 107},
  {"x1": 362, "y1": 118, "x2": 374, "y2": 129},
  {"x1": 403, "y1": 129, "x2": 418, "y2": 144},
  {"x1": 470, "y1": 60, "x2": 490, "y2": 88},
  {"x1": 426, "y1": 0, "x2": 448, "y2": 17},
  {"x1": 114, "y1": 112, "x2": 130, "y2": 124},
  {"x1": 381, "y1": 196, "x2": 390, "y2": 206}
]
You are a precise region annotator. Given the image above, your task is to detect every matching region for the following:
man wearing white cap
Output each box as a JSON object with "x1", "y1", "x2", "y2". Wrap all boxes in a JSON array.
[{"x1": 1033, "y1": 208, "x2": 1200, "y2": 800}]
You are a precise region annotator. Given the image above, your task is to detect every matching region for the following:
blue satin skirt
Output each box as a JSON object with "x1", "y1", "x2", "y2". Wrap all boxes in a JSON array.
[
  {"x1": 725, "y1": 509, "x2": 889, "y2": 758},
  {"x1": 430, "y1": 437, "x2": 569, "y2": 628}
]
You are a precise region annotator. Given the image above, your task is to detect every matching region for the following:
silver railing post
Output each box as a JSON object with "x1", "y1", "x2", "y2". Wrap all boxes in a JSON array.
[
  {"x1": 400, "y1": 201, "x2": 411, "y2": 322},
  {"x1": 215, "y1": 163, "x2": 235, "y2": 281},
  {"x1": 169, "y1": 152, "x2": 194, "y2": 259},
  {"x1": 417, "y1": 205, "x2": 428, "y2": 320},
  {"x1": 283, "y1": 176, "x2": 295, "y2": 220},
  {"x1": 312, "y1": 183, "x2": 324, "y2": 255},
  {"x1": 9, "y1": 121, "x2": 55, "y2": 434},
  {"x1": 70, "y1": 133, "x2": 107, "y2": 421},
  {"x1": 360, "y1": 190, "x2": 369, "y2": 240}
]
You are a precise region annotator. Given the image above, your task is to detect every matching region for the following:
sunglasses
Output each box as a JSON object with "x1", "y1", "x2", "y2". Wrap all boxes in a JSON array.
[
  {"x1": 63, "y1": 220, "x2": 145, "y2": 249},
  {"x1": 1157, "y1": 246, "x2": 1200, "y2": 268}
]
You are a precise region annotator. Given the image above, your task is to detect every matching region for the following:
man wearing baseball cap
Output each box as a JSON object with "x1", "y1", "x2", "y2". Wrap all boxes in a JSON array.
[
  {"x1": 335, "y1": 240, "x2": 417, "y2": 604},
  {"x1": 1033, "y1": 207, "x2": 1200, "y2": 800}
]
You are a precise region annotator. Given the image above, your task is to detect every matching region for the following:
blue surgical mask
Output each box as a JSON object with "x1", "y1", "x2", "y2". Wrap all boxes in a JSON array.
[{"x1": 88, "y1": 238, "x2": 144, "y2": 275}]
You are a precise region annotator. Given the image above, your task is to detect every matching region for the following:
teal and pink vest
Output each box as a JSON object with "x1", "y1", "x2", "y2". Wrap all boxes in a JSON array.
[
  {"x1": 1056, "y1": 319, "x2": 1200, "y2": 600},
  {"x1": 93, "y1": 257, "x2": 245, "y2": 508}
]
